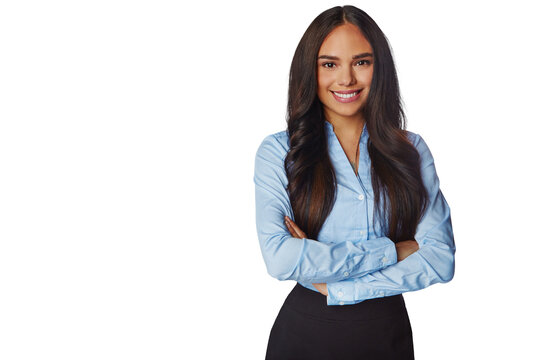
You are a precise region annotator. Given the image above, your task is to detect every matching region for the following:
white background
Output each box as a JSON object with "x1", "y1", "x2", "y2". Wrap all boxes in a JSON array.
[{"x1": 1, "y1": 0, "x2": 539, "y2": 359}]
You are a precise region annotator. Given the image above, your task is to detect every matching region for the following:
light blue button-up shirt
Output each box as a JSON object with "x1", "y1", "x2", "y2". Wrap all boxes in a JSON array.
[{"x1": 254, "y1": 120, "x2": 455, "y2": 306}]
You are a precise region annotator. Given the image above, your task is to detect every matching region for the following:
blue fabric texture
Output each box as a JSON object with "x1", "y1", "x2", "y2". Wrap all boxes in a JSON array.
[{"x1": 254, "y1": 120, "x2": 455, "y2": 306}]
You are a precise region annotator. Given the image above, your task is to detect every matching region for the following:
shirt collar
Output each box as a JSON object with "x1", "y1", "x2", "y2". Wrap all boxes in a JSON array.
[
  {"x1": 324, "y1": 119, "x2": 369, "y2": 144},
  {"x1": 324, "y1": 119, "x2": 372, "y2": 195}
]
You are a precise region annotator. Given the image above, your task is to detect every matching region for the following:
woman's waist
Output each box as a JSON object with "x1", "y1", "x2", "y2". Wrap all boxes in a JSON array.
[{"x1": 285, "y1": 282, "x2": 407, "y2": 321}]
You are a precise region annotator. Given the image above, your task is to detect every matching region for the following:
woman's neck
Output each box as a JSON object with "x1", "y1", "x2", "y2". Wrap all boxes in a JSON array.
[{"x1": 326, "y1": 113, "x2": 365, "y2": 143}]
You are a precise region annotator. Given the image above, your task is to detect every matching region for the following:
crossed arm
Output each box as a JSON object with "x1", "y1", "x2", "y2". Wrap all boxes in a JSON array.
[
  {"x1": 254, "y1": 132, "x2": 455, "y2": 305},
  {"x1": 284, "y1": 216, "x2": 420, "y2": 296}
]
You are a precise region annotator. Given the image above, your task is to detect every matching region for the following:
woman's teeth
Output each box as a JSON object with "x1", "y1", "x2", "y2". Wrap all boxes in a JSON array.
[{"x1": 332, "y1": 91, "x2": 359, "y2": 98}]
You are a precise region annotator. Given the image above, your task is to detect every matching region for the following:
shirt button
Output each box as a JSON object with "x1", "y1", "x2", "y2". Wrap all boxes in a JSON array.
[
  {"x1": 358, "y1": 194, "x2": 365, "y2": 200},
  {"x1": 337, "y1": 291, "x2": 344, "y2": 298},
  {"x1": 359, "y1": 230, "x2": 365, "y2": 236},
  {"x1": 382, "y1": 257, "x2": 388, "y2": 263},
  {"x1": 378, "y1": 291, "x2": 384, "y2": 297},
  {"x1": 343, "y1": 271, "x2": 350, "y2": 276},
  {"x1": 339, "y1": 301, "x2": 344, "y2": 305}
]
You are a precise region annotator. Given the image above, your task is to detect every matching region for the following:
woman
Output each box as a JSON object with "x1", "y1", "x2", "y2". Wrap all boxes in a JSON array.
[{"x1": 254, "y1": 5, "x2": 455, "y2": 359}]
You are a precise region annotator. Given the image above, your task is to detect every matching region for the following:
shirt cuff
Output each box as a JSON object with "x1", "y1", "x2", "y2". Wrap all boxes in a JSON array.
[
  {"x1": 380, "y1": 238, "x2": 398, "y2": 268},
  {"x1": 326, "y1": 239, "x2": 397, "y2": 306},
  {"x1": 326, "y1": 281, "x2": 357, "y2": 306},
  {"x1": 359, "y1": 237, "x2": 397, "y2": 274}
]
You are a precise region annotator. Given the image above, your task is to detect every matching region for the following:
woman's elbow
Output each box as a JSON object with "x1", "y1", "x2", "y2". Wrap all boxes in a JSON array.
[
  {"x1": 440, "y1": 258, "x2": 455, "y2": 283},
  {"x1": 438, "y1": 247, "x2": 455, "y2": 283},
  {"x1": 265, "y1": 262, "x2": 295, "y2": 281},
  {"x1": 260, "y1": 233, "x2": 303, "y2": 281},
  {"x1": 421, "y1": 241, "x2": 455, "y2": 284},
  {"x1": 262, "y1": 252, "x2": 297, "y2": 281}
]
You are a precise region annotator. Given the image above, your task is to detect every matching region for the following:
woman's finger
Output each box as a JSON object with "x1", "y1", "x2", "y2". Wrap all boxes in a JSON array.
[
  {"x1": 286, "y1": 216, "x2": 306, "y2": 238},
  {"x1": 284, "y1": 217, "x2": 301, "y2": 238},
  {"x1": 312, "y1": 283, "x2": 328, "y2": 296}
]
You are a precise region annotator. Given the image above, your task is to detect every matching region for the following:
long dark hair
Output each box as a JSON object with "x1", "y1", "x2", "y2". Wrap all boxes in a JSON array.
[{"x1": 284, "y1": 6, "x2": 428, "y2": 243}]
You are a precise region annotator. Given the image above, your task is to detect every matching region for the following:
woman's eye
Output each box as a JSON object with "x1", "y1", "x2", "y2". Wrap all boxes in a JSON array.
[
  {"x1": 322, "y1": 62, "x2": 335, "y2": 68},
  {"x1": 356, "y1": 60, "x2": 371, "y2": 66}
]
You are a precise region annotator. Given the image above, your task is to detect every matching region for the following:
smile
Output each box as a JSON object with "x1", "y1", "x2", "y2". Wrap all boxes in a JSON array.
[{"x1": 331, "y1": 90, "x2": 362, "y2": 103}]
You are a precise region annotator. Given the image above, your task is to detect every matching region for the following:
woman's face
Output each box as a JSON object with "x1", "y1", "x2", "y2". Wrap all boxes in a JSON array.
[{"x1": 317, "y1": 23, "x2": 374, "y2": 123}]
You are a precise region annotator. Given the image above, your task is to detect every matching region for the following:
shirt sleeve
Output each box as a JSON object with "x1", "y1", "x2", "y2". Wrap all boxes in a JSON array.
[
  {"x1": 326, "y1": 134, "x2": 456, "y2": 305},
  {"x1": 254, "y1": 134, "x2": 398, "y2": 283}
]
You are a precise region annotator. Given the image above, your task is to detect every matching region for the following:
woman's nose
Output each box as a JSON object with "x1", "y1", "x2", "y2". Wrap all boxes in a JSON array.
[{"x1": 337, "y1": 67, "x2": 356, "y2": 86}]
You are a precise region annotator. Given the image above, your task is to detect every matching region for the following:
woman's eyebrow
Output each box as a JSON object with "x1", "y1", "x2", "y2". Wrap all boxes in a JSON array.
[
  {"x1": 352, "y1": 52, "x2": 373, "y2": 59},
  {"x1": 318, "y1": 53, "x2": 373, "y2": 60}
]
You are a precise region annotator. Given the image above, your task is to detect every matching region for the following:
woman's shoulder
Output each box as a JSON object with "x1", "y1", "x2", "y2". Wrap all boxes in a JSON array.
[
  {"x1": 404, "y1": 129, "x2": 430, "y2": 152},
  {"x1": 403, "y1": 129, "x2": 435, "y2": 167},
  {"x1": 404, "y1": 129, "x2": 421, "y2": 146},
  {"x1": 255, "y1": 129, "x2": 290, "y2": 160}
]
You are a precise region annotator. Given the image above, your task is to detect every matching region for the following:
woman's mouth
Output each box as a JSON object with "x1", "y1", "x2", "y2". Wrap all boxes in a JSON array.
[{"x1": 331, "y1": 90, "x2": 362, "y2": 103}]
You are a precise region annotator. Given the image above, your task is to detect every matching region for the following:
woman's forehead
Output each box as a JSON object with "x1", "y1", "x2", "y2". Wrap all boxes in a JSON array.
[{"x1": 318, "y1": 23, "x2": 372, "y2": 56}]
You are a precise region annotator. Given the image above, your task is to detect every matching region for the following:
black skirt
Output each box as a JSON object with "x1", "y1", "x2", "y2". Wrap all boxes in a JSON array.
[{"x1": 265, "y1": 283, "x2": 414, "y2": 360}]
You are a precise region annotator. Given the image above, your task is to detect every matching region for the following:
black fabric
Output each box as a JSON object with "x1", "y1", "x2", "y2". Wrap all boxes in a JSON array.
[{"x1": 265, "y1": 283, "x2": 414, "y2": 360}]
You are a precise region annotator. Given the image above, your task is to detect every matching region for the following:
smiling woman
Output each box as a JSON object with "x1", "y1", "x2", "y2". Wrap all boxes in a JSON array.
[
  {"x1": 254, "y1": 5, "x2": 455, "y2": 360},
  {"x1": 316, "y1": 24, "x2": 374, "y2": 125},
  {"x1": 316, "y1": 23, "x2": 374, "y2": 176}
]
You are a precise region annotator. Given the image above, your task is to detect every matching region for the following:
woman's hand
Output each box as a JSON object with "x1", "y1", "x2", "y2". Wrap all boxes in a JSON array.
[
  {"x1": 312, "y1": 283, "x2": 328, "y2": 296},
  {"x1": 284, "y1": 216, "x2": 306, "y2": 239},
  {"x1": 395, "y1": 240, "x2": 419, "y2": 261},
  {"x1": 284, "y1": 216, "x2": 328, "y2": 296}
]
